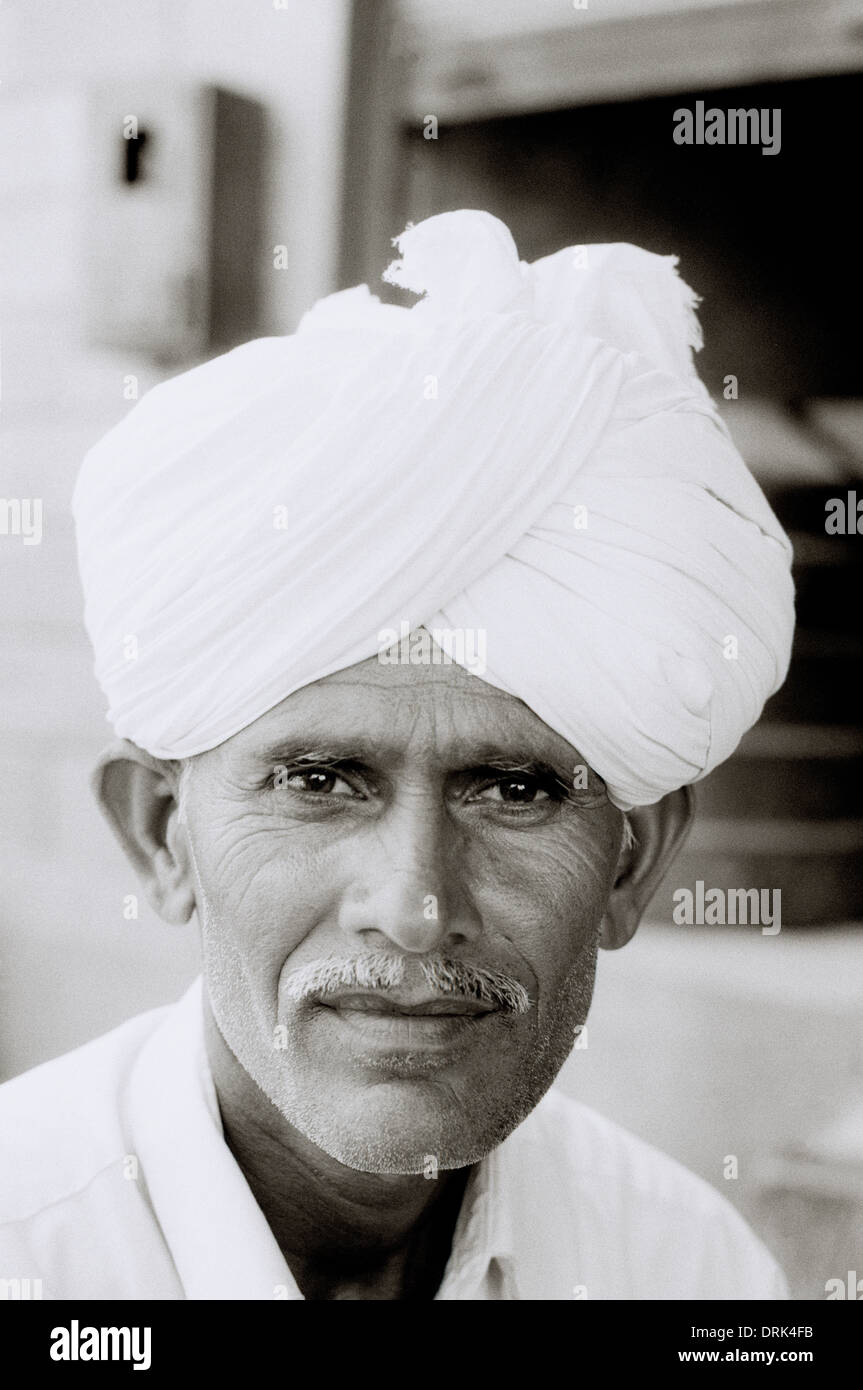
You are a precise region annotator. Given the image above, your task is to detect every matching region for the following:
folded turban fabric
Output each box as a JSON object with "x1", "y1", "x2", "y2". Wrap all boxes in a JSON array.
[{"x1": 73, "y1": 210, "x2": 794, "y2": 809}]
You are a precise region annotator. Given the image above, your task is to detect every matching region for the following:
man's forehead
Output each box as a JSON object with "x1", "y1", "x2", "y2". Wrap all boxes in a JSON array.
[
  {"x1": 220, "y1": 655, "x2": 587, "y2": 772},
  {"x1": 320, "y1": 652, "x2": 500, "y2": 693}
]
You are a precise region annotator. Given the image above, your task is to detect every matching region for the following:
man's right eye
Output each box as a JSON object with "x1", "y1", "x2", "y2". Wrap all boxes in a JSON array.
[{"x1": 268, "y1": 766, "x2": 362, "y2": 798}]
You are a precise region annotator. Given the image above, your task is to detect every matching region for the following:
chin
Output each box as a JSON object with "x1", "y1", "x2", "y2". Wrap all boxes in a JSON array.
[
  {"x1": 305, "y1": 1125, "x2": 496, "y2": 1176},
  {"x1": 275, "y1": 1073, "x2": 542, "y2": 1175}
]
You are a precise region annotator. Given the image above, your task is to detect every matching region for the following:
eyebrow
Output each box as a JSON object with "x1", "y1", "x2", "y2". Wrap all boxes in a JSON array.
[{"x1": 249, "y1": 738, "x2": 601, "y2": 787}]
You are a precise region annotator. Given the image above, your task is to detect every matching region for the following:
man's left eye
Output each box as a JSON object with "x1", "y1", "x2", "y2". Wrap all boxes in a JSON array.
[{"x1": 476, "y1": 776, "x2": 551, "y2": 805}]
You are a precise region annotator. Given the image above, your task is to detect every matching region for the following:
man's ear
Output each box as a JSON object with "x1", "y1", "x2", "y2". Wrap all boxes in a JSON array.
[
  {"x1": 91, "y1": 739, "x2": 196, "y2": 926},
  {"x1": 600, "y1": 785, "x2": 695, "y2": 950}
]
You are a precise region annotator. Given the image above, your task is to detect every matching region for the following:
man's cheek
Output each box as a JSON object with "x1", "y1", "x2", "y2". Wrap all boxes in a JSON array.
[
  {"x1": 207, "y1": 828, "x2": 328, "y2": 925},
  {"x1": 485, "y1": 842, "x2": 609, "y2": 953},
  {"x1": 484, "y1": 825, "x2": 615, "y2": 893},
  {"x1": 521, "y1": 921, "x2": 598, "y2": 1006},
  {"x1": 213, "y1": 898, "x2": 311, "y2": 994}
]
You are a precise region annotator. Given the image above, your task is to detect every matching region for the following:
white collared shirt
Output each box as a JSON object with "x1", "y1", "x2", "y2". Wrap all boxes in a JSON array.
[{"x1": 0, "y1": 979, "x2": 787, "y2": 1300}]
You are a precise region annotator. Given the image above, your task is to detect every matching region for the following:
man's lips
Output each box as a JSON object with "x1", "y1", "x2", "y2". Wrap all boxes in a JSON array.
[
  {"x1": 319, "y1": 990, "x2": 497, "y2": 1018},
  {"x1": 306, "y1": 989, "x2": 502, "y2": 1060}
]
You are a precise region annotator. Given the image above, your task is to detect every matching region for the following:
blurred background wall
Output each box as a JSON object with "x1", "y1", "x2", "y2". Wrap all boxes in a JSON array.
[
  {"x1": 1, "y1": 0, "x2": 861, "y2": 1299},
  {"x1": 1, "y1": 0, "x2": 351, "y2": 1062}
]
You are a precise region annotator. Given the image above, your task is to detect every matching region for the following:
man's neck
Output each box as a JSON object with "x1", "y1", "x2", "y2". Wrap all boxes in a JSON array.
[{"x1": 203, "y1": 1005, "x2": 472, "y2": 1300}]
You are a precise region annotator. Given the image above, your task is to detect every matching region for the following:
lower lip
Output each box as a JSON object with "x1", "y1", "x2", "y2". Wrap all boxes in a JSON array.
[{"x1": 324, "y1": 1005, "x2": 496, "y2": 1051}]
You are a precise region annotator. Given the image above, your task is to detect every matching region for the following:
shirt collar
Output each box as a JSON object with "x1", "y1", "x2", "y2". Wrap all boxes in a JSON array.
[
  {"x1": 126, "y1": 977, "x2": 297, "y2": 1299},
  {"x1": 436, "y1": 1139, "x2": 520, "y2": 1299}
]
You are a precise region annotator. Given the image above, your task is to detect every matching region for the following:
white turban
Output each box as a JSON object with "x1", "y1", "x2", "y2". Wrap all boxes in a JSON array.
[{"x1": 73, "y1": 210, "x2": 794, "y2": 808}]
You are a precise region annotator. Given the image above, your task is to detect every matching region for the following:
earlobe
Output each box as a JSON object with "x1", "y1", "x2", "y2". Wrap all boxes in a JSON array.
[
  {"x1": 600, "y1": 785, "x2": 695, "y2": 950},
  {"x1": 92, "y1": 739, "x2": 196, "y2": 926}
]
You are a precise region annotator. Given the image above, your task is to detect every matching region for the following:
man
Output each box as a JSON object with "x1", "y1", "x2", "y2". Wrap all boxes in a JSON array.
[{"x1": 0, "y1": 211, "x2": 794, "y2": 1299}]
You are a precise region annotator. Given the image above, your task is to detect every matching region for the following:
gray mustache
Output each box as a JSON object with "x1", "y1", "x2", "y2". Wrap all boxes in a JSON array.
[{"x1": 282, "y1": 952, "x2": 531, "y2": 1015}]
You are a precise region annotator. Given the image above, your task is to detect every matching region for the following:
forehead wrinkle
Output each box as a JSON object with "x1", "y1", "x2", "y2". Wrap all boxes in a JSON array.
[
  {"x1": 222, "y1": 660, "x2": 592, "y2": 774},
  {"x1": 317, "y1": 651, "x2": 492, "y2": 687},
  {"x1": 238, "y1": 708, "x2": 590, "y2": 779}
]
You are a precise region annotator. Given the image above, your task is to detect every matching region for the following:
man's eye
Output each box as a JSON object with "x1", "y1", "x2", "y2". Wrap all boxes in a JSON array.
[
  {"x1": 277, "y1": 768, "x2": 358, "y2": 796},
  {"x1": 476, "y1": 776, "x2": 551, "y2": 805}
]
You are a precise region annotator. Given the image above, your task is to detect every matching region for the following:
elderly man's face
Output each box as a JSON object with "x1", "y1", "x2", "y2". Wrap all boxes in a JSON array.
[{"x1": 179, "y1": 653, "x2": 626, "y2": 1174}]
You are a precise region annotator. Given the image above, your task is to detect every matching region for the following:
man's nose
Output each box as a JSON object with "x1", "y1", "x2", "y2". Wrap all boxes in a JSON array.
[{"x1": 337, "y1": 799, "x2": 482, "y2": 953}]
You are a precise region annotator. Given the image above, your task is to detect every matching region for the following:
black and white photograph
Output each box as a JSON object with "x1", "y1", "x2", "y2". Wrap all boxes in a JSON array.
[{"x1": 1, "y1": 0, "x2": 862, "y2": 1345}]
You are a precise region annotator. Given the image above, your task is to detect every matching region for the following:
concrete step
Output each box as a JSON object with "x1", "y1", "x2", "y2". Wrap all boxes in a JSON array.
[
  {"x1": 650, "y1": 835, "x2": 863, "y2": 927},
  {"x1": 803, "y1": 399, "x2": 863, "y2": 471},
  {"x1": 738, "y1": 723, "x2": 863, "y2": 759},
  {"x1": 650, "y1": 817, "x2": 863, "y2": 926},
  {"x1": 697, "y1": 753, "x2": 863, "y2": 820},
  {"x1": 685, "y1": 818, "x2": 863, "y2": 855},
  {"x1": 719, "y1": 400, "x2": 846, "y2": 488}
]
